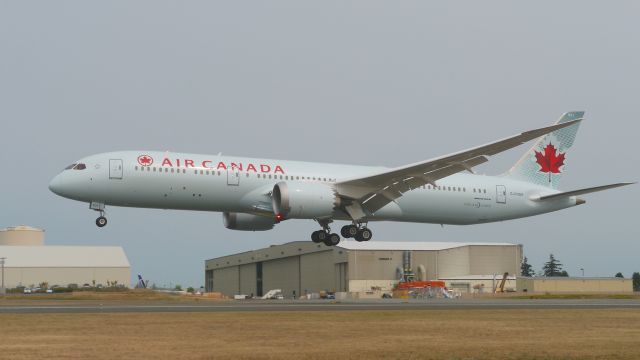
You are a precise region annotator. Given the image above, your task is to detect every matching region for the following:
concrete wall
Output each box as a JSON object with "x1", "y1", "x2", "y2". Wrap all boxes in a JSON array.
[
  {"x1": 348, "y1": 250, "x2": 403, "y2": 281},
  {"x1": 468, "y1": 245, "x2": 520, "y2": 276},
  {"x1": 436, "y1": 247, "x2": 470, "y2": 278},
  {"x1": 517, "y1": 277, "x2": 633, "y2": 293},
  {"x1": 441, "y1": 278, "x2": 517, "y2": 293},
  {"x1": 4, "y1": 267, "x2": 130, "y2": 288}
]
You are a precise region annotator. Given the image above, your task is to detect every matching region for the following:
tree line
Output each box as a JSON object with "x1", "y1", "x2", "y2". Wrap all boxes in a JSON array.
[{"x1": 521, "y1": 254, "x2": 640, "y2": 291}]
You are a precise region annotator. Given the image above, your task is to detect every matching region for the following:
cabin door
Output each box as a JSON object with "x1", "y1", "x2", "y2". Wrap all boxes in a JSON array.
[
  {"x1": 496, "y1": 185, "x2": 506, "y2": 204},
  {"x1": 227, "y1": 168, "x2": 240, "y2": 186},
  {"x1": 109, "y1": 159, "x2": 123, "y2": 180}
]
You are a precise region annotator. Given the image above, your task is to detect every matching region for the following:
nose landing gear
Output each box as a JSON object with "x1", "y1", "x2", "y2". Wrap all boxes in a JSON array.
[{"x1": 90, "y1": 202, "x2": 108, "y2": 228}]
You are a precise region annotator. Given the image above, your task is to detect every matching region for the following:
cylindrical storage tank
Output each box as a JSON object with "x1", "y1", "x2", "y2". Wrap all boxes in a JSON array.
[{"x1": 0, "y1": 225, "x2": 45, "y2": 246}]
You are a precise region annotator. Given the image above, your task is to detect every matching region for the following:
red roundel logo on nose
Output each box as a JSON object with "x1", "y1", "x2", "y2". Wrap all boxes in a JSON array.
[{"x1": 137, "y1": 155, "x2": 154, "y2": 166}]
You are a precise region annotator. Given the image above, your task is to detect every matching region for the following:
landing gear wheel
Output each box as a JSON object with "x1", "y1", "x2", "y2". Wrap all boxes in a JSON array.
[
  {"x1": 341, "y1": 225, "x2": 358, "y2": 238},
  {"x1": 311, "y1": 230, "x2": 322, "y2": 243},
  {"x1": 355, "y1": 227, "x2": 372, "y2": 242},
  {"x1": 329, "y1": 233, "x2": 340, "y2": 246},
  {"x1": 96, "y1": 216, "x2": 107, "y2": 228},
  {"x1": 323, "y1": 233, "x2": 340, "y2": 247}
]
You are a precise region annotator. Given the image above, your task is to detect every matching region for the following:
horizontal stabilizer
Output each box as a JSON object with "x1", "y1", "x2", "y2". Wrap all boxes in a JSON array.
[{"x1": 531, "y1": 182, "x2": 636, "y2": 201}]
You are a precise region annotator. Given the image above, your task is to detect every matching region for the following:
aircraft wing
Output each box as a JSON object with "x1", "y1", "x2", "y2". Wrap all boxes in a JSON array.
[{"x1": 335, "y1": 119, "x2": 582, "y2": 218}]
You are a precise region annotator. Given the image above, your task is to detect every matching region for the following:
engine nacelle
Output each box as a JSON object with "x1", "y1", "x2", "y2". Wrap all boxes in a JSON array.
[
  {"x1": 272, "y1": 181, "x2": 340, "y2": 219},
  {"x1": 223, "y1": 212, "x2": 275, "y2": 231}
]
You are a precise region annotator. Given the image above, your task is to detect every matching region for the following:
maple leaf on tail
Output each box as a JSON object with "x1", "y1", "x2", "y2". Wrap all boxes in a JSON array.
[{"x1": 534, "y1": 143, "x2": 565, "y2": 183}]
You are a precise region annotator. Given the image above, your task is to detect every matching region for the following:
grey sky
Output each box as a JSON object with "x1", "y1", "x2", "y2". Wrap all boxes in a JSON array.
[{"x1": 1, "y1": 1, "x2": 638, "y2": 287}]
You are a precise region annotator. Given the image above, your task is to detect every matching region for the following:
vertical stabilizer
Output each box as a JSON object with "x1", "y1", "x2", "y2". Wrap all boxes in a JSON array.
[{"x1": 506, "y1": 111, "x2": 583, "y2": 189}]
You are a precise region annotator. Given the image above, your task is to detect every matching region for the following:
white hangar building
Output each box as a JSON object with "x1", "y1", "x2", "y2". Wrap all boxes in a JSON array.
[
  {"x1": 0, "y1": 226, "x2": 130, "y2": 289},
  {"x1": 205, "y1": 240, "x2": 522, "y2": 297}
]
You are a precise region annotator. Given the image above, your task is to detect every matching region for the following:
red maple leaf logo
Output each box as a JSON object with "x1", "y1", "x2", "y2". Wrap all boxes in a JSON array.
[
  {"x1": 137, "y1": 155, "x2": 153, "y2": 166},
  {"x1": 534, "y1": 143, "x2": 565, "y2": 181}
]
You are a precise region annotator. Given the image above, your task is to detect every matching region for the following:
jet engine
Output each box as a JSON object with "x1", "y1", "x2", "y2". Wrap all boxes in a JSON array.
[
  {"x1": 223, "y1": 212, "x2": 276, "y2": 231},
  {"x1": 272, "y1": 181, "x2": 340, "y2": 219}
]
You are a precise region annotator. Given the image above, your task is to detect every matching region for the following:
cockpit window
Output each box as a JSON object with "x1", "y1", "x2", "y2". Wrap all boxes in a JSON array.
[
  {"x1": 64, "y1": 163, "x2": 77, "y2": 170},
  {"x1": 74, "y1": 163, "x2": 87, "y2": 170}
]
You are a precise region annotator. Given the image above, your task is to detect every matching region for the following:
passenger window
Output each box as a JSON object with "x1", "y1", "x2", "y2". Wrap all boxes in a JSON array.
[
  {"x1": 171, "y1": 168, "x2": 174, "y2": 173},
  {"x1": 135, "y1": 166, "x2": 139, "y2": 171},
  {"x1": 153, "y1": 167, "x2": 156, "y2": 172}
]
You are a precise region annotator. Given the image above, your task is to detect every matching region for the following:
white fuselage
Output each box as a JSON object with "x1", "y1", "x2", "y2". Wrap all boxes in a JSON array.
[{"x1": 49, "y1": 151, "x2": 578, "y2": 226}]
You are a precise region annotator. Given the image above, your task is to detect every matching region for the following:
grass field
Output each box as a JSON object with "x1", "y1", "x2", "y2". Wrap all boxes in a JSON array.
[{"x1": 0, "y1": 309, "x2": 639, "y2": 359}]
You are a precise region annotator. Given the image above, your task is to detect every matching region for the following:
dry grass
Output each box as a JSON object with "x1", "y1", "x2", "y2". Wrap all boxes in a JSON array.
[
  {"x1": 0, "y1": 289, "x2": 223, "y2": 302},
  {"x1": 0, "y1": 309, "x2": 639, "y2": 359}
]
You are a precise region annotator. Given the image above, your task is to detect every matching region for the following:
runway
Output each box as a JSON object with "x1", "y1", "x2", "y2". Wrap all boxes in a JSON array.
[{"x1": 1, "y1": 298, "x2": 640, "y2": 313}]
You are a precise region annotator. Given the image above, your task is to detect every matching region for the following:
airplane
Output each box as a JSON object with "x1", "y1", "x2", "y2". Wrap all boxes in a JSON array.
[{"x1": 49, "y1": 111, "x2": 634, "y2": 246}]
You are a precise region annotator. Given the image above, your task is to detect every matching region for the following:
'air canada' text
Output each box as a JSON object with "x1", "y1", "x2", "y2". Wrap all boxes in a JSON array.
[{"x1": 160, "y1": 158, "x2": 285, "y2": 174}]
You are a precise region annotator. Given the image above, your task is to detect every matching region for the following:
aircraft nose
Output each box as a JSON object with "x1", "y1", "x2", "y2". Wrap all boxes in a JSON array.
[{"x1": 49, "y1": 174, "x2": 65, "y2": 196}]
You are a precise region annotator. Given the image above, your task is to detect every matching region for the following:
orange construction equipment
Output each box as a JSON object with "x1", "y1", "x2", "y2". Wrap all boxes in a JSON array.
[{"x1": 395, "y1": 280, "x2": 446, "y2": 290}]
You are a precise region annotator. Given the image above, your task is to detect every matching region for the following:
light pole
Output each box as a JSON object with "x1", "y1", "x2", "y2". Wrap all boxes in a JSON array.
[
  {"x1": 0, "y1": 257, "x2": 6, "y2": 295},
  {"x1": 580, "y1": 268, "x2": 584, "y2": 277}
]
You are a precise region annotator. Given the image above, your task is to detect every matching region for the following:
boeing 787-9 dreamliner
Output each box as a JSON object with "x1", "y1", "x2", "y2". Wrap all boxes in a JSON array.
[{"x1": 49, "y1": 112, "x2": 633, "y2": 246}]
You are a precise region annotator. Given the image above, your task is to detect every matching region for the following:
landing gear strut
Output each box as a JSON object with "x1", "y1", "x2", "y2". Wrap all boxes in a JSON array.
[
  {"x1": 311, "y1": 221, "x2": 340, "y2": 246},
  {"x1": 341, "y1": 223, "x2": 373, "y2": 242}
]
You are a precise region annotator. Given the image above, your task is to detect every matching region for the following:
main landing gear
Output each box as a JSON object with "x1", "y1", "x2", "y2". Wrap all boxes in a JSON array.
[
  {"x1": 311, "y1": 220, "x2": 340, "y2": 246},
  {"x1": 311, "y1": 222, "x2": 373, "y2": 247},
  {"x1": 311, "y1": 230, "x2": 340, "y2": 246},
  {"x1": 340, "y1": 224, "x2": 373, "y2": 242}
]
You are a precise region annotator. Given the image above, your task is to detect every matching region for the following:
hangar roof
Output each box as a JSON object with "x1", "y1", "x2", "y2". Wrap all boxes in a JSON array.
[
  {"x1": 337, "y1": 241, "x2": 516, "y2": 251},
  {"x1": 0, "y1": 246, "x2": 130, "y2": 268}
]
